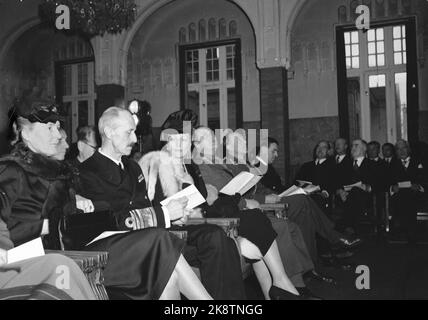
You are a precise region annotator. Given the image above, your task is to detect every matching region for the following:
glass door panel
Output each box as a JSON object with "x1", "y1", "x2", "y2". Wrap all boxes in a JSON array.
[
  {"x1": 368, "y1": 74, "x2": 388, "y2": 144},
  {"x1": 206, "y1": 89, "x2": 220, "y2": 130},
  {"x1": 394, "y1": 72, "x2": 407, "y2": 141}
]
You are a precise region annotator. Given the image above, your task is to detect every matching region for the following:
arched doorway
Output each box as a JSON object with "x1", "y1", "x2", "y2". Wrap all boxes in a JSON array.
[
  {"x1": 0, "y1": 24, "x2": 95, "y2": 149},
  {"x1": 125, "y1": 0, "x2": 258, "y2": 132}
]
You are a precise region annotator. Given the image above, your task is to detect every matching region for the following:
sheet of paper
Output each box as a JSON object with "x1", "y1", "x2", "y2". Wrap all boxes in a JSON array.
[
  {"x1": 6, "y1": 237, "x2": 45, "y2": 264},
  {"x1": 278, "y1": 185, "x2": 306, "y2": 198},
  {"x1": 220, "y1": 172, "x2": 260, "y2": 196},
  {"x1": 86, "y1": 231, "x2": 129, "y2": 246},
  {"x1": 303, "y1": 185, "x2": 321, "y2": 194},
  {"x1": 344, "y1": 181, "x2": 362, "y2": 192},
  {"x1": 238, "y1": 175, "x2": 262, "y2": 195},
  {"x1": 398, "y1": 181, "x2": 412, "y2": 188},
  {"x1": 160, "y1": 184, "x2": 206, "y2": 210}
]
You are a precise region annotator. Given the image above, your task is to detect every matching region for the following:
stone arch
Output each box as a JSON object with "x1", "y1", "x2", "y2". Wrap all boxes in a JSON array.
[{"x1": 119, "y1": 0, "x2": 256, "y2": 86}]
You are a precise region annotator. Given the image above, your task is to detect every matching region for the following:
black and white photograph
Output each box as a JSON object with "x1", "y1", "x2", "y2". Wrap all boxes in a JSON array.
[{"x1": 0, "y1": 0, "x2": 427, "y2": 303}]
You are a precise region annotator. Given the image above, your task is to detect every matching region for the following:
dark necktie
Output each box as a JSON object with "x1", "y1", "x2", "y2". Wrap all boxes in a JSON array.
[{"x1": 353, "y1": 159, "x2": 359, "y2": 170}]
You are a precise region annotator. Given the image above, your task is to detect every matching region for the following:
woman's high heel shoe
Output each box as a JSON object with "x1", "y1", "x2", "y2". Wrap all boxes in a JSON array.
[{"x1": 269, "y1": 286, "x2": 301, "y2": 300}]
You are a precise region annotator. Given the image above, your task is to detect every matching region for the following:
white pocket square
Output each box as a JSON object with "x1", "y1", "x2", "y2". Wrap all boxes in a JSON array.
[{"x1": 418, "y1": 164, "x2": 423, "y2": 169}]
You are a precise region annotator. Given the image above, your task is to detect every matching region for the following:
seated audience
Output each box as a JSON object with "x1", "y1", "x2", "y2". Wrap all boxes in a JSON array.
[
  {"x1": 295, "y1": 140, "x2": 336, "y2": 212},
  {"x1": 0, "y1": 101, "x2": 211, "y2": 300},
  {"x1": 222, "y1": 132, "x2": 361, "y2": 270},
  {"x1": 333, "y1": 138, "x2": 353, "y2": 190},
  {"x1": 390, "y1": 140, "x2": 427, "y2": 242},
  {"x1": 367, "y1": 141, "x2": 389, "y2": 192},
  {"x1": 335, "y1": 140, "x2": 374, "y2": 234},
  {"x1": 140, "y1": 122, "x2": 307, "y2": 299}
]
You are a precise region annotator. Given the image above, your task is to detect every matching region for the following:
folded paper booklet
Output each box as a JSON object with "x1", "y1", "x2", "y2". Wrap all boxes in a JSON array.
[
  {"x1": 220, "y1": 171, "x2": 262, "y2": 196},
  {"x1": 6, "y1": 237, "x2": 45, "y2": 265},
  {"x1": 398, "y1": 181, "x2": 412, "y2": 189},
  {"x1": 303, "y1": 184, "x2": 321, "y2": 194},
  {"x1": 344, "y1": 181, "x2": 363, "y2": 192},
  {"x1": 160, "y1": 184, "x2": 206, "y2": 210},
  {"x1": 278, "y1": 185, "x2": 307, "y2": 198},
  {"x1": 87, "y1": 231, "x2": 129, "y2": 246}
]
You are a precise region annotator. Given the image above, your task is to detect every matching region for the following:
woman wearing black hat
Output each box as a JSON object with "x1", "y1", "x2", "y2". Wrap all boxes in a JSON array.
[{"x1": 0, "y1": 101, "x2": 212, "y2": 300}]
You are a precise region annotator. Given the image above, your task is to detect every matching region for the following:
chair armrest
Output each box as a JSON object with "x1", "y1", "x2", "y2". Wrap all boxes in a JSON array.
[
  {"x1": 259, "y1": 203, "x2": 286, "y2": 211},
  {"x1": 46, "y1": 250, "x2": 109, "y2": 300}
]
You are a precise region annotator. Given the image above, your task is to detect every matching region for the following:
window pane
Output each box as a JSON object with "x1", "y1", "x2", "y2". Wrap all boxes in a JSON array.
[
  {"x1": 368, "y1": 42, "x2": 376, "y2": 54},
  {"x1": 376, "y1": 28, "x2": 384, "y2": 40},
  {"x1": 369, "y1": 84, "x2": 387, "y2": 143},
  {"x1": 402, "y1": 40, "x2": 406, "y2": 51},
  {"x1": 394, "y1": 72, "x2": 408, "y2": 141},
  {"x1": 352, "y1": 57, "x2": 359, "y2": 69},
  {"x1": 344, "y1": 32, "x2": 351, "y2": 44},
  {"x1": 213, "y1": 71, "x2": 219, "y2": 81},
  {"x1": 394, "y1": 52, "x2": 403, "y2": 65},
  {"x1": 393, "y1": 39, "x2": 402, "y2": 51},
  {"x1": 403, "y1": 52, "x2": 407, "y2": 64},
  {"x1": 377, "y1": 42, "x2": 384, "y2": 53},
  {"x1": 351, "y1": 31, "x2": 359, "y2": 43},
  {"x1": 346, "y1": 57, "x2": 352, "y2": 69},
  {"x1": 368, "y1": 29, "x2": 375, "y2": 42},
  {"x1": 377, "y1": 54, "x2": 385, "y2": 66},
  {"x1": 227, "y1": 70, "x2": 234, "y2": 80},
  {"x1": 368, "y1": 55, "x2": 376, "y2": 67},
  {"x1": 207, "y1": 89, "x2": 220, "y2": 130},
  {"x1": 352, "y1": 44, "x2": 359, "y2": 56},
  {"x1": 378, "y1": 74, "x2": 385, "y2": 87},
  {"x1": 345, "y1": 45, "x2": 351, "y2": 57},
  {"x1": 393, "y1": 26, "x2": 401, "y2": 39},
  {"x1": 369, "y1": 75, "x2": 378, "y2": 88},
  {"x1": 402, "y1": 25, "x2": 406, "y2": 38}
]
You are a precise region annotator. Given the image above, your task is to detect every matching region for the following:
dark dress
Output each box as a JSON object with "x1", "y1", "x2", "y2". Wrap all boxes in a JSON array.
[
  {"x1": 146, "y1": 160, "x2": 246, "y2": 299},
  {"x1": 0, "y1": 145, "x2": 184, "y2": 300},
  {"x1": 188, "y1": 163, "x2": 277, "y2": 258}
]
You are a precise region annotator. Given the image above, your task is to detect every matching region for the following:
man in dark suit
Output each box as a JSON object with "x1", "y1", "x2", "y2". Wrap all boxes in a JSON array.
[
  {"x1": 336, "y1": 139, "x2": 374, "y2": 234},
  {"x1": 367, "y1": 141, "x2": 389, "y2": 192},
  {"x1": 333, "y1": 138, "x2": 353, "y2": 190},
  {"x1": 295, "y1": 140, "x2": 336, "y2": 213},
  {"x1": 390, "y1": 140, "x2": 427, "y2": 242},
  {"x1": 259, "y1": 137, "x2": 288, "y2": 193},
  {"x1": 78, "y1": 107, "x2": 246, "y2": 300}
]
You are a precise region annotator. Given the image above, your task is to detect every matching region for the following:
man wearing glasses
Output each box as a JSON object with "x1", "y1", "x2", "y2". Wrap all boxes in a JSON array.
[{"x1": 75, "y1": 125, "x2": 99, "y2": 164}]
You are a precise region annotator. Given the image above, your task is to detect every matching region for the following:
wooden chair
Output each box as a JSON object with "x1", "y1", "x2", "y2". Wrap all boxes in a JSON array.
[{"x1": 46, "y1": 249, "x2": 109, "y2": 300}]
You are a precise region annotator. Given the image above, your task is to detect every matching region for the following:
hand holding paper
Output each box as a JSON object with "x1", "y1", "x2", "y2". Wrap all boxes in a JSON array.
[
  {"x1": 278, "y1": 185, "x2": 306, "y2": 197},
  {"x1": 160, "y1": 185, "x2": 206, "y2": 210},
  {"x1": 220, "y1": 172, "x2": 262, "y2": 196}
]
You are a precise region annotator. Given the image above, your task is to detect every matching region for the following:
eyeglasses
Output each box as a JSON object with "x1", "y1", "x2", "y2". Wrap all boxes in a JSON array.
[{"x1": 83, "y1": 141, "x2": 97, "y2": 150}]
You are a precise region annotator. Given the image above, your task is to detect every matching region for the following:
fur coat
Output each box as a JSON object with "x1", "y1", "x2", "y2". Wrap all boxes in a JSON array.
[{"x1": 138, "y1": 151, "x2": 194, "y2": 202}]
